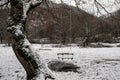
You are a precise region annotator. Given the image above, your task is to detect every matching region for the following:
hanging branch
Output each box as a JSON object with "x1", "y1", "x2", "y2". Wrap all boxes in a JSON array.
[
  {"x1": 0, "y1": 0, "x2": 10, "y2": 7},
  {"x1": 94, "y1": 0, "x2": 110, "y2": 15},
  {"x1": 94, "y1": 0, "x2": 120, "y2": 20},
  {"x1": 94, "y1": 1, "x2": 103, "y2": 16}
]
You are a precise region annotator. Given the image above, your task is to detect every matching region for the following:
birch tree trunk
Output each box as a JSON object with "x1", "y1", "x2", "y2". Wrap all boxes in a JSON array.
[{"x1": 7, "y1": 0, "x2": 56, "y2": 80}]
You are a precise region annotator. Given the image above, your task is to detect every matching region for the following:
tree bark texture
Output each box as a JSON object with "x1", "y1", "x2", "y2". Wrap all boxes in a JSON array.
[{"x1": 7, "y1": 0, "x2": 56, "y2": 80}]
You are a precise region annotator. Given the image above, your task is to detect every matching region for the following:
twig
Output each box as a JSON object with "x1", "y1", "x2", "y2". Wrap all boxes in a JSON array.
[
  {"x1": 0, "y1": 0, "x2": 10, "y2": 7},
  {"x1": 94, "y1": 0, "x2": 110, "y2": 15}
]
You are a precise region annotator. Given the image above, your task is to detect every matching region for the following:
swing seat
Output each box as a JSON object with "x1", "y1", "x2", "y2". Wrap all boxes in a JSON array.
[
  {"x1": 57, "y1": 53, "x2": 73, "y2": 55},
  {"x1": 57, "y1": 53, "x2": 74, "y2": 60}
]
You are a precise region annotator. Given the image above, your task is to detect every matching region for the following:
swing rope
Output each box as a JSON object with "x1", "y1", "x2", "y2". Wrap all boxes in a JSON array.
[
  {"x1": 69, "y1": 0, "x2": 72, "y2": 54},
  {"x1": 57, "y1": 1, "x2": 75, "y2": 61},
  {"x1": 58, "y1": 0, "x2": 73, "y2": 54}
]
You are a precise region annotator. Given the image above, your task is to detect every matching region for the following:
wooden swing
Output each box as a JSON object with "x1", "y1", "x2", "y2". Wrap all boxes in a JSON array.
[
  {"x1": 57, "y1": 53, "x2": 74, "y2": 60},
  {"x1": 57, "y1": 0, "x2": 74, "y2": 61}
]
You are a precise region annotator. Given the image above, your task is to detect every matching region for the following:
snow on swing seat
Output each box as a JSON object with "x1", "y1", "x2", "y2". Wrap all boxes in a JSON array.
[
  {"x1": 57, "y1": 53, "x2": 74, "y2": 61},
  {"x1": 47, "y1": 52, "x2": 81, "y2": 72}
]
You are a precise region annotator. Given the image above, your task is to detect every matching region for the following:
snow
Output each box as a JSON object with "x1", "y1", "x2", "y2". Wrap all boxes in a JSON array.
[
  {"x1": 0, "y1": 44, "x2": 120, "y2": 80},
  {"x1": 0, "y1": 45, "x2": 25, "y2": 80},
  {"x1": 90, "y1": 43, "x2": 120, "y2": 47}
]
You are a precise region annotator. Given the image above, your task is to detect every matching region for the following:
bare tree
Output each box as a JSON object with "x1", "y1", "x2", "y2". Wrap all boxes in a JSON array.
[
  {"x1": 0, "y1": 0, "x2": 56, "y2": 80},
  {"x1": 74, "y1": 0, "x2": 81, "y2": 8}
]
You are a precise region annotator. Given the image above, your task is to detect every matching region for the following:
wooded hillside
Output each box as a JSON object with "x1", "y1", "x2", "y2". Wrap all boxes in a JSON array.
[{"x1": 0, "y1": 2, "x2": 120, "y2": 44}]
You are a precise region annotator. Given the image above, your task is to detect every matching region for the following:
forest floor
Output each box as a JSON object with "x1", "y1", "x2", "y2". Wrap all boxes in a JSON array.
[{"x1": 0, "y1": 43, "x2": 120, "y2": 80}]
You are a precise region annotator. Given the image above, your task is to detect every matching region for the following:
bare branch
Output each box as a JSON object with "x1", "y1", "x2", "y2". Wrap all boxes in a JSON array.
[
  {"x1": 29, "y1": 0, "x2": 43, "y2": 8},
  {"x1": 94, "y1": 1, "x2": 103, "y2": 16},
  {"x1": 19, "y1": 0, "x2": 45, "y2": 21},
  {"x1": 94, "y1": 0, "x2": 110, "y2": 15},
  {"x1": 0, "y1": 0, "x2": 10, "y2": 7},
  {"x1": 93, "y1": 0, "x2": 120, "y2": 21}
]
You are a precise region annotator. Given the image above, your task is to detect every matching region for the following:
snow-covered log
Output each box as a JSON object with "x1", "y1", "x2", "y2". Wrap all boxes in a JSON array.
[{"x1": 6, "y1": 0, "x2": 56, "y2": 80}]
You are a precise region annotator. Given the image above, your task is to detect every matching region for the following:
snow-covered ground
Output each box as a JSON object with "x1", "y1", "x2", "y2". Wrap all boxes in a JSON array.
[{"x1": 0, "y1": 44, "x2": 120, "y2": 80}]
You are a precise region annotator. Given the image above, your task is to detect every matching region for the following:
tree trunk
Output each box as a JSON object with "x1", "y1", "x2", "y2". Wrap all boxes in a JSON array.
[{"x1": 7, "y1": 0, "x2": 56, "y2": 80}]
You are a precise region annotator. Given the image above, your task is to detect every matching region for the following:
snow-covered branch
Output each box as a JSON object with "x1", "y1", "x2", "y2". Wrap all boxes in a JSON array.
[
  {"x1": 30, "y1": 0, "x2": 43, "y2": 6},
  {"x1": 22, "y1": 0, "x2": 44, "y2": 20}
]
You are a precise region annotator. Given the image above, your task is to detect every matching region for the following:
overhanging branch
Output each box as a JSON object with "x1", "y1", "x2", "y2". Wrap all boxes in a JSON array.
[
  {"x1": 0, "y1": 0, "x2": 10, "y2": 7},
  {"x1": 94, "y1": 0, "x2": 120, "y2": 20},
  {"x1": 94, "y1": 0, "x2": 110, "y2": 15}
]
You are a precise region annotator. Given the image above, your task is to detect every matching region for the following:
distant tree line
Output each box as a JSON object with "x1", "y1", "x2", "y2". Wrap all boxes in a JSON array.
[{"x1": 0, "y1": 2, "x2": 120, "y2": 45}]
